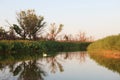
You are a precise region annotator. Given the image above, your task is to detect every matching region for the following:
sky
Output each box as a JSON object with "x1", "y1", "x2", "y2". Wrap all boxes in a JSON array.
[{"x1": 0, "y1": 0, "x2": 120, "y2": 40}]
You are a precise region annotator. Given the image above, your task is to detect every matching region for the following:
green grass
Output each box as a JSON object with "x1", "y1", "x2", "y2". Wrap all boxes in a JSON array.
[{"x1": 87, "y1": 34, "x2": 120, "y2": 53}]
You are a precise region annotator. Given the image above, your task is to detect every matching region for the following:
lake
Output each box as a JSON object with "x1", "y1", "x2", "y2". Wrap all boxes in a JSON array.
[{"x1": 0, "y1": 51, "x2": 120, "y2": 80}]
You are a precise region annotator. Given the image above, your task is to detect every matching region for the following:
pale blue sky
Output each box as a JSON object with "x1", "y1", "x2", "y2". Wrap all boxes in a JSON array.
[{"x1": 0, "y1": 0, "x2": 120, "y2": 39}]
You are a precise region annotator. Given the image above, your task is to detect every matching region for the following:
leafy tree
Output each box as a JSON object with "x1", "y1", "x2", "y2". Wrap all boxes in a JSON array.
[{"x1": 13, "y1": 9, "x2": 46, "y2": 40}]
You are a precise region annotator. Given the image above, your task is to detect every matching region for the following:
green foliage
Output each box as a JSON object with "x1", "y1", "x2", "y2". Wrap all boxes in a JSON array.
[
  {"x1": 13, "y1": 9, "x2": 46, "y2": 40},
  {"x1": 0, "y1": 42, "x2": 8, "y2": 51},
  {"x1": 0, "y1": 41, "x2": 91, "y2": 66},
  {"x1": 0, "y1": 40, "x2": 91, "y2": 67},
  {"x1": 0, "y1": 40, "x2": 91, "y2": 54},
  {"x1": 88, "y1": 34, "x2": 120, "y2": 52}
]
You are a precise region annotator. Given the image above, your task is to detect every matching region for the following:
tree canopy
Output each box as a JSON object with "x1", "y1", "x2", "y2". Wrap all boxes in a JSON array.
[{"x1": 13, "y1": 9, "x2": 46, "y2": 40}]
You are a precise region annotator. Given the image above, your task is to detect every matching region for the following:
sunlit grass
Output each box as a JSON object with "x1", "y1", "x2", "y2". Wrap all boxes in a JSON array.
[{"x1": 88, "y1": 34, "x2": 120, "y2": 55}]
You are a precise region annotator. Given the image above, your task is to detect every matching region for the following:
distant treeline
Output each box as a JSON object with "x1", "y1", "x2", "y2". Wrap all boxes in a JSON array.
[{"x1": 0, "y1": 9, "x2": 93, "y2": 42}]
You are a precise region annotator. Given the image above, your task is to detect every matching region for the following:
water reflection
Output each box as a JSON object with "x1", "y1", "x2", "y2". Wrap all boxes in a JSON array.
[
  {"x1": 0, "y1": 60, "x2": 46, "y2": 80},
  {"x1": 60, "y1": 51, "x2": 87, "y2": 63},
  {"x1": 45, "y1": 56, "x2": 64, "y2": 73},
  {"x1": 89, "y1": 53, "x2": 120, "y2": 74},
  {"x1": 0, "y1": 51, "x2": 120, "y2": 80},
  {"x1": 18, "y1": 60, "x2": 46, "y2": 80},
  {"x1": 0, "y1": 52, "x2": 87, "y2": 80}
]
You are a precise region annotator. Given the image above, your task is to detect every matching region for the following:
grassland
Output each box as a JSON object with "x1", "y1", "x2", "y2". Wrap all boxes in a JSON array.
[{"x1": 87, "y1": 34, "x2": 120, "y2": 58}]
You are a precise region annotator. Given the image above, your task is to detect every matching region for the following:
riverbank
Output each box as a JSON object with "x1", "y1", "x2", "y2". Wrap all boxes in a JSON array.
[
  {"x1": 0, "y1": 40, "x2": 91, "y2": 54},
  {"x1": 87, "y1": 34, "x2": 120, "y2": 59},
  {"x1": 88, "y1": 50, "x2": 120, "y2": 59},
  {"x1": 0, "y1": 40, "x2": 91, "y2": 64}
]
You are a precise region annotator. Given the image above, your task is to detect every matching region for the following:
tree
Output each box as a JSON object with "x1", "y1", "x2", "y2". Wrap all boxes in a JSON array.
[
  {"x1": 0, "y1": 27, "x2": 7, "y2": 40},
  {"x1": 78, "y1": 32, "x2": 87, "y2": 42},
  {"x1": 47, "y1": 23, "x2": 63, "y2": 40},
  {"x1": 77, "y1": 31, "x2": 94, "y2": 42},
  {"x1": 63, "y1": 34, "x2": 73, "y2": 41},
  {"x1": 13, "y1": 9, "x2": 46, "y2": 40},
  {"x1": 7, "y1": 27, "x2": 16, "y2": 40}
]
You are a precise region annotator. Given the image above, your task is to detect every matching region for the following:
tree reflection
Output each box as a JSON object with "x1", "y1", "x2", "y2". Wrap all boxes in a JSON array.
[
  {"x1": 45, "y1": 56, "x2": 64, "y2": 73},
  {"x1": 0, "y1": 51, "x2": 88, "y2": 80},
  {"x1": 43, "y1": 52, "x2": 87, "y2": 74},
  {"x1": 58, "y1": 51, "x2": 87, "y2": 63},
  {"x1": 9, "y1": 60, "x2": 46, "y2": 80}
]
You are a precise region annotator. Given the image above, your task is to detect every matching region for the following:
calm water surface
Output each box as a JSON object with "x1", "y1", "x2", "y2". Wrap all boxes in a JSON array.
[{"x1": 0, "y1": 51, "x2": 120, "y2": 80}]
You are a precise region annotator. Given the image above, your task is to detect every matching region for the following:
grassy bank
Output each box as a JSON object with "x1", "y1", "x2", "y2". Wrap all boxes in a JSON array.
[
  {"x1": 87, "y1": 34, "x2": 120, "y2": 55},
  {"x1": 88, "y1": 34, "x2": 120, "y2": 73},
  {"x1": 0, "y1": 40, "x2": 91, "y2": 54},
  {"x1": 88, "y1": 34, "x2": 120, "y2": 59},
  {"x1": 0, "y1": 40, "x2": 91, "y2": 64}
]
